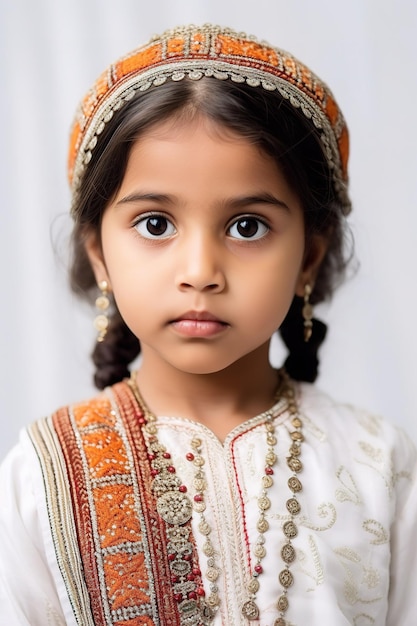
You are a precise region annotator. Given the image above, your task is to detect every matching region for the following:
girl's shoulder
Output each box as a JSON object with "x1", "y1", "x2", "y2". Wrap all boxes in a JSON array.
[{"x1": 297, "y1": 381, "x2": 417, "y2": 471}]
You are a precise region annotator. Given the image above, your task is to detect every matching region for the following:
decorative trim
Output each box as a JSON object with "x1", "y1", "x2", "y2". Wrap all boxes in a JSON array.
[
  {"x1": 31, "y1": 383, "x2": 206, "y2": 625},
  {"x1": 28, "y1": 418, "x2": 95, "y2": 626},
  {"x1": 68, "y1": 24, "x2": 351, "y2": 216}
]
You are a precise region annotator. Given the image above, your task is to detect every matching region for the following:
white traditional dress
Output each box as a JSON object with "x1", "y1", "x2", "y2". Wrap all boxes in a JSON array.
[{"x1": 0, "y1": 381, "x2": 416, "y2": 626}]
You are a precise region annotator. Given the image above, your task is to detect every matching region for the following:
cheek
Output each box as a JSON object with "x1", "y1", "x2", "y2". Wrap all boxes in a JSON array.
[
  {"x1": 249, "y1": 240, "x2": 305, "y2": 292},
  {"x1": 237, "y1": 256, "x2": 303, "y2": 329}
]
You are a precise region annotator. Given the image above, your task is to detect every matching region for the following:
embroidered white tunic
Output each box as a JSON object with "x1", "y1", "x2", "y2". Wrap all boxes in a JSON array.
[{"x1": 0, "y1": 383, "x2": 416, "y2": 625}]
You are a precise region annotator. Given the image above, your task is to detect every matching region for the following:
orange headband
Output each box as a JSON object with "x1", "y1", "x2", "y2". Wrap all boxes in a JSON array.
[{"x1": 68, "y1": 24, "x2": 351, "y2": 215}]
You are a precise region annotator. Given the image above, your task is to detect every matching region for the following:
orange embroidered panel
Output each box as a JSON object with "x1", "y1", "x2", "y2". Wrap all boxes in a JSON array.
[{"x1": 52, "y1": 383, "x2": 181, "y2": 625}]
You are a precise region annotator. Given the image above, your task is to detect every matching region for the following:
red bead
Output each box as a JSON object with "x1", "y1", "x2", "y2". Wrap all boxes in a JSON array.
[
  {"x1": 194, "y1": 494, "x2": 203, "y2": 502},
  {"x1": 196, "y1": 587, "x2": 206, "y2": 596},
  {"x1": 188, "y1": 591, "x2": 197, "y2": 600},
  {"x1": 171, "y1": 575, "x2": 179, "y2": 583},
  {"x1": 168, "y1": 553, "x2": 176, "y2": 561},
  {"x1": 192, "y1": 567, "x2": 201, "y2": 576},
  {"x1": 254, "y1": 564, "x2": 263, "y2": 574},
  {"x1": 186, "y1": 453, "x2": 195, "y2": 461},
  {"x1": 187, "y1": 573, "x2": 195, "y2": 581},
  {"x1": 173, "y1": 593, "x2": 183, "y2": 602},
  {"x1": 163, "y1": 452, "x2": 171, "y2": 459},
  {"x1": 138, "y1": 417, "x2": 146, "y2": 425},
  {"x1": 167, "y1": 466, "x2": 176, "y2": 473},
  {"x1": 147, "y1": 454, "x2": 155, "y2": 461},
  {"x1": 265, "y1": 467, "x2": 274, "y2": 475},
  {"x1": 183, "y1": 554, "x2": 192, "y2": 561},
  {"x1": 179, "y1": 485, "x2": 187, "y2": 493},
  {"x1": 150, "y1": 469, "x2": 159, "y2": 477}
]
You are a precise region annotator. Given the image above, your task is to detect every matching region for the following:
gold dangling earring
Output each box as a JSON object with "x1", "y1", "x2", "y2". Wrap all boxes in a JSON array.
[
  {"x1": 302, "y1": 283, "x2": 313, "y2": 342},
  {"x1": 94, "y1": 280, "x2": 110, "y2": 342}
]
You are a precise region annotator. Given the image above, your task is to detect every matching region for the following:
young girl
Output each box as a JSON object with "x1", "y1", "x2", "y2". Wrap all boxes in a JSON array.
[{"x1": 0, "y1": 24, "x2": 415, "y2": 626}]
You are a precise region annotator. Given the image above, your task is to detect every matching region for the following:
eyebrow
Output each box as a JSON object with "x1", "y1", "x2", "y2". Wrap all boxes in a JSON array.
[
  {"x1": 226, "y1": 193, "x2": 290, "y2": 212},
  {"x1": 115, "y1": 191, "x2": 290, "y2": 211},
  {"x1": 115, "y1": 192, "x2": 174, "y2": 207}
]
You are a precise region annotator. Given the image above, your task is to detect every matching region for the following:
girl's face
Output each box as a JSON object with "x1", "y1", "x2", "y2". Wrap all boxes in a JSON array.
[{"x1": 86, "y1": 116, "x2": 326, "y2": 378}]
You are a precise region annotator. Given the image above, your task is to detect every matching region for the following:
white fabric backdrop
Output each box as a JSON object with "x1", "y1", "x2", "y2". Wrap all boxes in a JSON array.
[{"x1": 0, "y1": 0, "x2": 416, "y2": 460}]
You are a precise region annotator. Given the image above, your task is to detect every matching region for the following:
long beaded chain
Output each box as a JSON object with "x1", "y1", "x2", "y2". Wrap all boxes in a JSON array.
[
  {"x1": 128, "y1": 369, "x2": 303, "y2": 626},
  {"x1": 129, "y1": 380, "x2": 212, "y2": 625},
  {"x1": 186, "y1": 436, "x2": 221, "y2": 615}
]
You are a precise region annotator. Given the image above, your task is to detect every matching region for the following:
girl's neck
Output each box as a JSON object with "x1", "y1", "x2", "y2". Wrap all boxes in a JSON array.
[{"x1": 134, "y1": 346, "x2": 279, "y2": 441}]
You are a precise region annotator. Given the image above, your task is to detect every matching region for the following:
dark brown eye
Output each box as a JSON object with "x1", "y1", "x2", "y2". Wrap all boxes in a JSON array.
[
  {"x1": 135, "y1": 215, "x2": 176, "y2": 239},
  {"x1": 229, "y1": 217, "x2": 268, "y2": 240},
  {"x1": 147, "y1": 217, "x2": 168, "y2": 235}
]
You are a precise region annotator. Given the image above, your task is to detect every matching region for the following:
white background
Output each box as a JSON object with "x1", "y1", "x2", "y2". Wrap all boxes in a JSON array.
[{"x1": 0, "y1": 0, "x2": 416, "y2": 461}]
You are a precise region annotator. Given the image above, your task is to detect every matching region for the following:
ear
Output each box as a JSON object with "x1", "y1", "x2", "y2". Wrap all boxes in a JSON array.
[
  {"x1": 295, "y1": 235, "x2": 328, "y2": 297},
  {"x1": 84, "y1": 229, "x2": 112, "y2": 289}
]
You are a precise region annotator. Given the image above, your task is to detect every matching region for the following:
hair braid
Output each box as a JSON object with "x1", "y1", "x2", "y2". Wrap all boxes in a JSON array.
[
  {"x1": 92, "y1": 309, "x2": 140, "y2": 389},
  {"x1": 279, "y1": 297, "x2": 327, "y2": 383}
]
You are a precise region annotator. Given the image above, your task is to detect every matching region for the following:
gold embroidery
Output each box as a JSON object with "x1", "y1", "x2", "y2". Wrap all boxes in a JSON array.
[
  {"x1": 334, "y1": 547, "x2": 361, "y2": 563},
  {"x1": 301, "y1": 502, "x2": 337, "y2": 532},
  {"x1": 361, "y1": 566, "x2": 380, "y2": 589},
  {"x1": 357, "y1": 413, "x2": 382, "y2": 437},
  {"x1": 335, "y1": 466, "x2": 362, "y2": 505},
  {"x1": 298, "y1": 535, "x2": 324, "y2": 587},
  {"x1": 358, "y1": 442, "x2": 384, "y2": 464},
  {"x1": 362, "y1": 519, "x2": 388, "y2": 545},
  {"x1": 353, "y1": 613, "x2": 376, "y2": 625},
  {"x1": 334, "y1": 547, "x2": 383, "y2": 606},
  {"x1": 46, "y1": 601, "x2": 66, "y2": 625},
  {"x1": 300, "y1": 414, "x2": 327, "y2": 443},
  {"x1": 309, "y1": 535, "x2": 325, "y2": 586}
]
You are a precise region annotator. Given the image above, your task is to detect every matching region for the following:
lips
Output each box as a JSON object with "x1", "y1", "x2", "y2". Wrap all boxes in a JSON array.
[
  {"x1": 172, "y1": 311, "x2": 226, "y2": 323},
  {"x1": 169, "y1": 311, "x2": 229, "y2": 338}
]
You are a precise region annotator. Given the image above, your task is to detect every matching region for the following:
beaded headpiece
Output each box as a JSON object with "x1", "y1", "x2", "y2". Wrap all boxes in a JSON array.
[{"x1": 68, "y1": 24, "x2": 351, "y2": 215}]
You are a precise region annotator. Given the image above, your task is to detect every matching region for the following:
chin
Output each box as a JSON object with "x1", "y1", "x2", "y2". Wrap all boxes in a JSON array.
[{"x1": 167, "y1": 355, "x2": 237, "y2": 376}]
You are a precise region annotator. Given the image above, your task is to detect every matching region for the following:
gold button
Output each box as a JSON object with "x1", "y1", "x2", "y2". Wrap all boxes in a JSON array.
[
  {"x1": 277, "y1": 594, "x2": 289, "y2": 611},
  {"x1": 242, "y1": 600, "x2": 259, "y2": 619},
  {"x1": 258, "y1": 496, "x2": 271, "y2": 510},
  {"x1": 254, "y1": 544, "x2": 266, "y2": 558},
  {"x1": 289, "y1": 443, "x2": 301, "y2": 456},
  {"x1": 291, "y1": 416, "x2": 303, "y2": 429},
  {"x1": 287, "y1": 457, "x2": 302, "y2": 472},
  {"x1": 286, "y1": 498, "x2": 301, "y2": 515},
  {"x1": 281, "y1": 543, "x2": 296, "y2": 564},
  {"x1": 248, "y1": 578, "x2": 260, "y2": 593},
  {"x1": 279, "y1": 568, "x2": 294, "y2": 588},
  {"x1": 262, "y1": 475, "x2": 273, "y2": 488},
  {"x1": 206, "y1": 567, "x2": 219, "y2": 582},
  {"x1": 257, "y1": 517, "x2": 269, "y2": 533},
  {"x1": 283, "y1": 520, "x2": 298, "y2": 539},
  {"x1": 288, "y1": 477, "x2": 302, "y2": 493}
]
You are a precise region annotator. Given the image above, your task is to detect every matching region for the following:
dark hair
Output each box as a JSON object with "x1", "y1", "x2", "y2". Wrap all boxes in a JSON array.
[{"x1": 69, "y1": 77, "x2": 353, "y2": 389}]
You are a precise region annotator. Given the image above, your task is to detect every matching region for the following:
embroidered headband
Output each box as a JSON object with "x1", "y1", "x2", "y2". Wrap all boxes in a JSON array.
[{"x1": 68, "y1": 24, "x2": 351, "y2": 215}]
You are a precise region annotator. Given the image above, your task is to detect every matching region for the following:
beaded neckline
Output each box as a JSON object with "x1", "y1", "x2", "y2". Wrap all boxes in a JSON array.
[{"x1": 128, "y1": 369, "x2": 304, "y2": 625}]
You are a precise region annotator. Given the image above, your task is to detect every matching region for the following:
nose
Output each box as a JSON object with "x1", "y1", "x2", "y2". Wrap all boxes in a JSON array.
[{"x1": 174, "y1": 232, "x2": 226, "y2": 293}]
